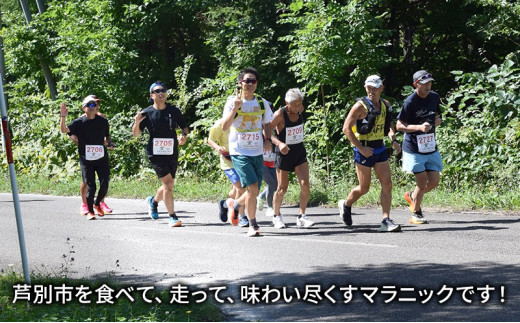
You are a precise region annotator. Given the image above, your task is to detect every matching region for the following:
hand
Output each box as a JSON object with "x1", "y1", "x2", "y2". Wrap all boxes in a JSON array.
[
  {"x1": 392, "y1": 141, "x2": 402, "y2": 155},
  {"x1": 278, "y1": 142, "x2": 290, "y2": 155},
  {"x1": 421, "y1": 122, "x2": 432, "y2": 133},
  {"x1": 60, "y1": 102, "x2": 68, "y2": 117},
  {"x1": 135, "y1": 112, "x2": 146, "y2": 123},
  {"x1": 234, "y1": 88, "x2": 242, "y2": 110},
  {"x1": 69, "y1": 134, "x2": 79, "y2": 145},
  {"x1": 107, "y1": 142, "x2": 116, "y2": 150},
  {"x1": 178, "y1": 135, "x2": 187, "y2": 146},
  {"x1": 358, "y1": 146, "x2": 373, "y2": 158},
  {"x1": 218, "y1": 146, "x2": 229, "y2": 155}
]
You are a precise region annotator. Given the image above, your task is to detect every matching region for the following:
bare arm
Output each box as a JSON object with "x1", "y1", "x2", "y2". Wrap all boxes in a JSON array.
[
  {"x1": 60, "y1": 102, "x2": 70, "y2": 134},
  {"x1": 222, "y1": 88, "x2": 242, "y2": 131},
  {"x1": 178, "y1": 127, "x2": 189, "y2": 146},
  {"x1": 343, "y1": 102, "x2": 374, "y2": 158},
  {"x1": 268, "y1": 110, "x2": 290, "y2": 155},
  {"x1": 396, "y1": 119, "x2": 432, "y2": 133},
  {"x1": 132, "y1": 112, "x2": 145, "y2": 137}
]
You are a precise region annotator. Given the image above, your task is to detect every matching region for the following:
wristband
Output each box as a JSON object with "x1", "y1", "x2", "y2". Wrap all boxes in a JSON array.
[{"x1": 182, "y1": 132, "x2": 188, "y2": 136}]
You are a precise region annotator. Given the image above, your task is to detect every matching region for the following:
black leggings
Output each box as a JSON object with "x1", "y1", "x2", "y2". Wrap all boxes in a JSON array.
[{"x1": 80, "y1": 160, "x2": 110, "y2": 213}]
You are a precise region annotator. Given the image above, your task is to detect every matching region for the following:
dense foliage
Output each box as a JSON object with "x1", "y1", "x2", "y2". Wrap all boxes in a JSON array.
[{"x1": 0, "y1": 0, "x2": 519, "y2": 197}]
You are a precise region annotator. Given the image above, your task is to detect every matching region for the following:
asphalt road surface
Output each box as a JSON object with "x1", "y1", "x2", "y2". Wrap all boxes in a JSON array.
[{"x1": 1, "y1": 193, "x2": 519, "y2": 321}]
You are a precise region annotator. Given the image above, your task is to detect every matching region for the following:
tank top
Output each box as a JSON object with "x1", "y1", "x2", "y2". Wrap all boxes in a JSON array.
[{"x1": 275, "y1": 107, "x2": 305, "y2": 155}]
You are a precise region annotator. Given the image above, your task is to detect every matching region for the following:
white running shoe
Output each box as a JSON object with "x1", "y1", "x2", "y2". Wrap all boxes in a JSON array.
[
  {"x1": 272, "y1": 215, "x2": 286, "y2": 229},
  {"x1": 257, "y1": 197, "x2": 264, "y2": 211},
  {"x1": 296, "y1": 215, "x2": 315, "y2": 228},
  {"x1": 265, "y1": 207, "x2": 275, "y2": 217}
]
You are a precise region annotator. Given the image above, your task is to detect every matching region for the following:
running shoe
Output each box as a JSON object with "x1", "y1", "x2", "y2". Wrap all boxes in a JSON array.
[
  {"x1": 265, "y1": 207, "x2": 275, "y2": 217},
  {"x1": 272, "y1": 215, "x2": 286, "y2": 229},
  {"x1": 296, "y1": 215, "x2": 315, "y2": 228},
  {"x1": 404, "y1": 190, "x2": 415, "y2": 213},
  {"x1": 379, "y1": 218, "x2": 401, "y2": 232},
  {"x1": 409, "y1": 210, "x2": 428, "y2": 224},
  {"x1": 168, "y1": 215, "x2": 182, "y2": 227},
  {"x1": 80, "y1": 203, "x2": 89, "y2": 215},
  {"x1": 87, "y1": 212, "x2": 96, "y2": 220},
  {"x1": 94, "y1": 204, "x2": 105, "y2": 217},
  {"x1": 218, "y1": 199, "x2": 228, "y2": 222},
  {"x1": 238, "y1": 215, "x2": 249, "y2": 227},
  {"x1": 147, "y1": 196, "x2": 159, "y2": 220},
  {"x1": 257, "y1": 196, "x2": 264, "y2": 211},
  {"x1": 227, "y1": 199, "x2": 240, "y2": 226},
  {"x1": 338, "y1": 200, "x2": 352, "y2": 227},
  {"x1": 247, "y1": 226, "x2": 261, "y2": 237},
  {"x1": 100, "y1": 202, "x2": 113, "y2": 214}
]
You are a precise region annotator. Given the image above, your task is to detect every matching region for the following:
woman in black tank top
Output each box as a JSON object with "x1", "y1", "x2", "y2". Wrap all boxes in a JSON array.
[{"x1": 269, "y1": 89, "x2": 315, "y2": 229}]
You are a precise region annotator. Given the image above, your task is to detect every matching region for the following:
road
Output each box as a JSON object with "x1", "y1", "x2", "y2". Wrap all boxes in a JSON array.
[{"x1": 1, "y1": 193, "x2": 519, "y2": 321}]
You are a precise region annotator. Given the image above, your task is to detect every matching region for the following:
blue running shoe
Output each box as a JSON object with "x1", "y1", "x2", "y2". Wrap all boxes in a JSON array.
[
  {"x1": 218, "y1": 199, "x2": 228, "y2": 222},
  {"x1": 238, "y1": 215, "x2": 249, "y2": 227},
  {"x1": 147, "y1": 196, "x2": 159, "y2": 219},
  {"x1": 168, "y1": 215, "x2": 182, "y2": 227}
]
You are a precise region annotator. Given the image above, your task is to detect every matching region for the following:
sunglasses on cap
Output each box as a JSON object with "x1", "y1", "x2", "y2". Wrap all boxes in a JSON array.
[
  {"x1": 241, "y1": 78, "x2": 257, "y2": 85},
  {"x1": 151, "y1": 88, "x2": 167, "y2": 94},
  {"x1": 414, "y1": 73, "x2": 433, "y2": 85},
  {"x1": 85, "y1": 102, "x2": 98, "y2": 108}
]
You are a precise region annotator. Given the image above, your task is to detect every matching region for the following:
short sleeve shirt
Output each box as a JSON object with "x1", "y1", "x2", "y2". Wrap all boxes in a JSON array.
[
  {"x1": 139, "y1": 104, "x2": 188, "y2": 160},
  {"x1": 67, "y1": 115, "x2": 110, "y2": 164},
  {"x1": 208, "y1": 119, "x2": 233, "y2": 170},
  {"x1": 223, "y1": 95, "x2": 274, "y2": 156},
  {"x1": 397, "y1": 91, "x2": 441, "y2": 154}
]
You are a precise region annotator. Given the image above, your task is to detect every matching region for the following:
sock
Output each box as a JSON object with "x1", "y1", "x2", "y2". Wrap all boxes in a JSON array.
[
  {"x1": 169, "y1": 213, "x2": 178, "y2": 220},
  {"x1": 298, "y1": 214, "x2": 305, "y2": 219},
  {"x1": 225, "y1": 198, "x2": 233, "y2": 208},
  {"x1": 152, "y1": 198, "x2": 159, "y2": 208},
  {"x1": 250, "y1": 218, "x2": 258, "y2": 229},
  {"x1": 240, "y1": 213, "x2": 247, "y2": 217}
]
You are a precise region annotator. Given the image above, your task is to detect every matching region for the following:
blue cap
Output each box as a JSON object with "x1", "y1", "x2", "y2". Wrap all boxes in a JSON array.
[{"x1": 149, "y1": 82, "x2": 166, "y2": 93}]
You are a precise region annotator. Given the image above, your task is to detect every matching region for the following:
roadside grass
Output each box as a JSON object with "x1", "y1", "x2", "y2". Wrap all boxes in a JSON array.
[
  {"x1": 0, "y1": 271, "x2": 223, "y2": 322},
  {"x1": 0, "y1": 170, "x2": 519, "y2": 212}
]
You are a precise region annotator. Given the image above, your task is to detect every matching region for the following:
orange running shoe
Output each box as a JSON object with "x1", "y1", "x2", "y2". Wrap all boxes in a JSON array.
[
  {"x1": 94, "y1": 204, "x2": 105, "y2": 217},
  {"x1": 404, "y1": 190, "x2": 415, "y2": 213}
]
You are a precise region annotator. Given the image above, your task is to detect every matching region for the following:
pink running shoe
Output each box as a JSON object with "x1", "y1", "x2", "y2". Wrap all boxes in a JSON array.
[
  {"x1": 100, "y1": 202, "x2": 113, "y2": 214},
  {"x1": 80, "y1": 203, "x2": 89, "y2": 215}
]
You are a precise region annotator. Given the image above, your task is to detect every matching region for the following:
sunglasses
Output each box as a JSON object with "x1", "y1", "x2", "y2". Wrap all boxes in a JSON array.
[
  {"x1": 86, "y1": 102, "x2": 98, "y2": 108},
  {"x1": 414, "y1": 73, "x2": 432, "y2": 85},
  {"x1": 152, "y1": 88, "x2": 167, "y2": 94},
  {"x1": 241, "y1": 78, "x2": 257, "y2": 85}
]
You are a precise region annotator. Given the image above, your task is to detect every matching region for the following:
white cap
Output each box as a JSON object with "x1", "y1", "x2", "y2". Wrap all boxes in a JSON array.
[
  {"x1": 81, "y1": 95, "x2": 101, "y2": 107},
  {"x1": 364, "y1": 75, "x2": 383, "y2": 88}
]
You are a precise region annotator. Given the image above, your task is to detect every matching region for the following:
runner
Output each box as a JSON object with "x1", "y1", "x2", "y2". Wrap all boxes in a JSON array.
[
  {"x1": 221, "y1": 67, "x2": 274, "y2": 237},
  {"x1": 396, "y1": 70, "x2": 443, "y2": 224},
  {"x1": 208, "y1": 118, "x2": 248, "y2": 226},
  {"x1": 338, "y1": 75, "x2": 402, "y2": 232},
  {"x1": 270, "y1": 88, "x2": 314, "y2": 228},
  {"x1": 69, "y1": 103, "x2": 113, "y2": 215},
  {"x1": 60, "y1": 95, "x2": 115, "y2": 220},
  {"x1": 132, "y1": 81, "x2": 189, "y2": 228},
  {"x1": 257, "y1": 129, "x2": 277, "y2": 218}
]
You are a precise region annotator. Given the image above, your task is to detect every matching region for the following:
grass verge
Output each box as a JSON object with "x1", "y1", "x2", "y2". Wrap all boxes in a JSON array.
[
  {"x1": 0, "y1": 170, "x2": 519, "y2": 211},
  {"x1": 0, "y1": 271, "x2": 223, "y2": 322}
]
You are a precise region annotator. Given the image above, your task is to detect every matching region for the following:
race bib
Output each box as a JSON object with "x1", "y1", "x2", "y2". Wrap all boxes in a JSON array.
[
  {"x1": 285, "y1": 124, "x2": 304, "y2": 145},
  {"x1": 417, "y1": 133, "x2": 436, "y2": 153},
  {"x1": 85, "y1": 145, "x2": 104, "y2": 161},
  {"x1": 263, "y1": 149, "x2": 276, "y2": 162},
  {"x1": 153, "y1": 138, "x2": 174, "y2": 155},
  {"x1": 238, "y1": 131, "x2": 262, "y2": 151}
]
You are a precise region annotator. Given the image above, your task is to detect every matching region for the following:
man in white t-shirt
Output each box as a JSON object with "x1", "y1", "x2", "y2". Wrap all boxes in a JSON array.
[{"x1": 221, "y1": 67, "x2": 274, "y2": 237}]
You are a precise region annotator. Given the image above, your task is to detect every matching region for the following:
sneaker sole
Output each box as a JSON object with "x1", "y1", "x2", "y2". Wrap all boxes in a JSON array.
[
  {"x1": 380, "y1": 225, "x2": 402, "y2": 232},
  {"x1": 409, "y1": 218, "x2": 428, "y2": 224},
  {"x1": 218, "y1": 200, "x2": 228, "y2": 222},
  {"x1": 228, "y1": 200, "x2": 239, "y2": 226},
  {"x1": 404, "y1": 192, "x2": 414, "y2": 213},
  {"x1": 169, "y1": 221, "x2": 182, "y2": 227},
  {"x1": 147, "y1": 197, "x2": 159, "y2": 220}
]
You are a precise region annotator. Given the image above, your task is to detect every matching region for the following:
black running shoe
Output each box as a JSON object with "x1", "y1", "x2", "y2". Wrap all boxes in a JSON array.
[{"x1": 218, "y1": 199, "x2": 228, "y2": 222}]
